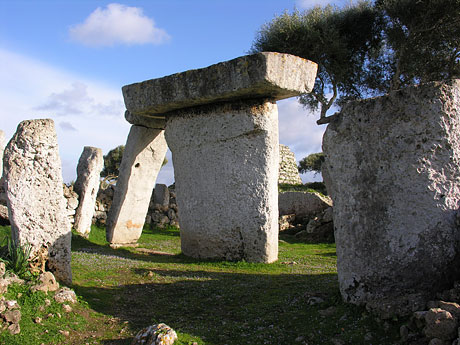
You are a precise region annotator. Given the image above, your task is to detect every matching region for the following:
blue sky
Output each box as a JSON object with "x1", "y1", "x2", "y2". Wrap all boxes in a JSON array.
[{"x1": 0, "y1": 0, "x2": 349, "y2": 184}]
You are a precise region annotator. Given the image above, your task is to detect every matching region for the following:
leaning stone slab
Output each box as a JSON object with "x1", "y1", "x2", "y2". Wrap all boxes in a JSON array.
[
  {"x1": 278, "y1": 191, "x2": 332, "y2": 217},
  {"x1": 323, "y1": 79, "x2": 460, "y2": 309},
  {"x1": 153, "y1": 184, "x2": 169, "y2": 207},
  {"x1": 73, "y1": 146, "x2": 103, "y2": 237},
  {"x1": 122, "y1": 52, "x2": 317, "y2": 118},
  {"x1": 3, "y1": 119, "x2": 72, "y2": 284},
  {"x1": 165, "y1": 100, "x2": 280, "y2": 262},
  {"x1": 106, "y1": 125, "x2": 167, "y2": 245}
]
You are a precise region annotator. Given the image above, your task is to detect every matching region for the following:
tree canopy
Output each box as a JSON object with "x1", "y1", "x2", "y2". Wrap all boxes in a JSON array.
[
  {"x1": 298, "y1": 152, "x2": 325, "y2": 175},
  {"x1": 251, "y1": 0, "x2": 460, "y2": 122}
]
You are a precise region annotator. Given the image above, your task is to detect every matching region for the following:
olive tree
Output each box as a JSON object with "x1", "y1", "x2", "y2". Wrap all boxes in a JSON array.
[{"x1": 251, "y1": 2, "x2": 384, "y2": 122}]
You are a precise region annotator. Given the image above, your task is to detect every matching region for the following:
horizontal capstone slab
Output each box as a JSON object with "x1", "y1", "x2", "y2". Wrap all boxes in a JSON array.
[{"x1": 122, "y1": 52, "x2": 317, "y2": 116}]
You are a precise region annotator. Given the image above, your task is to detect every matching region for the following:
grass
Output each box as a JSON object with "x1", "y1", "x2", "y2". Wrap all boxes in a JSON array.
[{"x1": 0, "y1": 224, "x2": 404, "y2": 344}]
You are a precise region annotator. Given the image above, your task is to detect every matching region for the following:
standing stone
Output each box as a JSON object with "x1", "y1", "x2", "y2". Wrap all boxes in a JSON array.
[
  {"x1": 166, "y1": 100, "x2": 280, "y2": 262},
  {"x1": 73, "y1": 146, "x2": 103, "y2": 237},
  {"x1": 0, "y1": 130, "x2": 4, "y2": 179},
  {"x1": 323, "y1": 80, "x2": 460, "y2": 308},
  {"x1": 122, "y1": 52, "x2": 317, "y2": 262},
  {"x1": 106, "y1": 125, "x2": 167, "y2": 245},
  {"x1": 3, "y1": 119, "x2": 72, "y2": 284},
  {"x1": 153, "y1": 184, "x2": 169, "y2": 207}
]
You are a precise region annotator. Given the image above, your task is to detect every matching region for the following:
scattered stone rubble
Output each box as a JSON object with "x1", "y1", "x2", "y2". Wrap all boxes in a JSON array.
[
  {"x1": 145, "y1": 184, "x2": 179, "y2": 228},
  {"x1": 3, "y1": 119, "x2": 72, "y2": 285}
]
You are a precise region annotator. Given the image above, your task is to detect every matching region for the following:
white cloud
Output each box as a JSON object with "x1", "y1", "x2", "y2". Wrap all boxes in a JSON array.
[
  {"x1": 0, "y1": 48, "x2": 130, "y2": 183},
  {"x1": 277, "y1": 98, "x2": 326, "y2": 182},
  {"x1": 69, "y1": 3, "x2": 170, "y2": 47}
]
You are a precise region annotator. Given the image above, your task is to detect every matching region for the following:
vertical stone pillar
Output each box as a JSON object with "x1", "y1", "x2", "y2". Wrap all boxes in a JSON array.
[
  {"x1": 323, "y1": 80, "x2": 460, "y2": 313},
  {"x1": 74, "y1": 146, "x2": 103, "y2": 237},
  {"x1": 3, "y1": 119, "x2": 72, "y2": 284},
  {"x1": 166, "y1": 100, "x2": 280, "y2": 262},
  {"x1": 106, "y1": 125, "x2": 167, "y2": 245},
  {"x1": 121, "y1": 53, "x2": 317, "y2": 261}
]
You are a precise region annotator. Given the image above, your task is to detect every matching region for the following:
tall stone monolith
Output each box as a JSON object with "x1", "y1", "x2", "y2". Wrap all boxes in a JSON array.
[
  {"x1": 3, "y1": 119, "x2": 72, "y2": 284},
  {"x1": 122, "y1": 52, "x2": 318, "y2": 262},
  {"x1": 106, "y1": 125, "x2": 168, "y2": 245},
  {"x1": 74, "y1": 146, "x2": 103, "y2": 237},
  {"x1": 323, "y1": 80, "x2": 460, "y2": 313}
]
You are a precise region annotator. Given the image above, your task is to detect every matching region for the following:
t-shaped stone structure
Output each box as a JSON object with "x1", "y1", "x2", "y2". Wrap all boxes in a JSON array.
[{"x1": 107, "y1": 52, "x2": 317, "y2": 262}]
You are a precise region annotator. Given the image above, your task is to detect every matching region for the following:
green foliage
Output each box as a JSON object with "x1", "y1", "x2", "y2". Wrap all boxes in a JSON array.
[
  {"x1": 0, "y1": 237, "x2": 33, "y2": 279},
  {"x1": 101, "y1": 145, "x2": 125, "y2": 178},
  {"x1": 251, "y1": 1, "x2": 384, "y2": 118},
  {"x1": 376, "y1": 0, "x2": 460, "y2": 90},
  {"x1": 252, "y1": 0, "x2": 460, "y2": 119},
  {"x1": 298, "y1": 152, "x2": 325, "y2": 175},
  {"x1": 101, "y1": 144, "x2": 168, "y2": 181}
]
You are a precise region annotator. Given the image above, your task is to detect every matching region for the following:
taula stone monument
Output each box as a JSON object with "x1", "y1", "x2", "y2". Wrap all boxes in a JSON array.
[
  {"x1": 323, "y1": 80, "x2": 460, "y2": 313},
  {"x1": 74, "y1": 146, "x2": 103, "y2": 237},
  {"x1": 108, "y1": 52, "x2": 317, "y2": 262},
  {"x1": 3, "y1": 119, "x2": 72, "y2": 284}
]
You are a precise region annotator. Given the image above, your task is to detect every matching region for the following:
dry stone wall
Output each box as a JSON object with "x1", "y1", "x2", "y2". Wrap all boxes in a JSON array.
[
  {"x1": 3, "y1": 119, "x2": 72, "y2": 285},
  {"x1": 278, "y1": 144, "x2": 302, "y2": 185},
  {"x1": 323, "y1": 79, "x2": 460, "y2": 313}
]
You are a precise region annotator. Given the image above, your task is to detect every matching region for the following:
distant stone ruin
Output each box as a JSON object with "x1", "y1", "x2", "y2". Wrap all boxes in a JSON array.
[
  {"x1": 73, "y1": 146, "x2": 103, "y2": 237},
  {"x1": 323, "y1": 79, "x2": 460, "y2": 314},
  {"x1": 3, "y1": 119, "x2": 72, "y2": 284},
  {"x1": 278, "y1": 144, "x2": 302, "y2": 185},
  {"x1": 108, "y1": 52, "x2": 318, "y2": 262}
]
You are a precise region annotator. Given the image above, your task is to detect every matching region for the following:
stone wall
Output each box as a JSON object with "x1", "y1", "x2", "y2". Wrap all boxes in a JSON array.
[{"x1": 278, "y1": 144, "x2": 302, "y2": 185}]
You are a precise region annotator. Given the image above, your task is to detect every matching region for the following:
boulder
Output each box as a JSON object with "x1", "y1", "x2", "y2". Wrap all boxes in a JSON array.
[
  {"x1": 278, "y1": 191, "x2": 332, "y2": 217},
  {"x1": 424, "y1": 308, "x2": 457, "y2": 340},
  {"x1": 131, "y1": 323, "x2": 177, "y2": 345}
]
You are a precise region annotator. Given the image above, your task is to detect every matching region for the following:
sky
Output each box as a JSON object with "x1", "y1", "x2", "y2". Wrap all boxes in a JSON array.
[{"x1": 0, "y1": 0, "x2": 350, "y2": 185}]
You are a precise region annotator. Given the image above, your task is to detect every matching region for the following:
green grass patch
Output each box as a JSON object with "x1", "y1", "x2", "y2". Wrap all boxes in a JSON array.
[{"x1": 0, "y1": 224, "x2": 404, "y2": 344}]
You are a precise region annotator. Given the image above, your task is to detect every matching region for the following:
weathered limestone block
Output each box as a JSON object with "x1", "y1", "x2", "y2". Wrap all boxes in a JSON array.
[
  {"x1": 165, "y1": 100, "x2": 280, "y2": 262},
  {"x1": 106, "y1": 125, "x2": 167, "y2": 244},
  {"x1": 323, "y1": 80, "x2": 460, "y2": 308},
  {"x1": 279, "y1": 191, "x2": 332, "y2": 217},
  {"x1": 153, "y1": 184, "x2": 169, "y2": 207},
  {"x1": 73, "y1": 146, "x2": 103, "y2": 237},
  {"x1": 123, "y1": 52, "x2": 317, "y2": 119},
  {"x1": 3, "y1": 119, "x2": 72, "y2": 284}
]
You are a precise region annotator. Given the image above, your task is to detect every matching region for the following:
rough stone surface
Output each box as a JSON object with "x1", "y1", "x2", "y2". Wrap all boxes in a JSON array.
[
  {"x1": 123, "y1": 52, "x2": 317, "y2": 118},
  {"x1": 73, "y1": 146, "x2": 103, "y2": 237},
  {"x1": 278, "y1": 144, "x2": 302, "y2": 185},
  {"x1": 54, "y1": 287, "x2": 77, "y2": 304},
  {"x1": 165, "y1": 100, "x2": 279, "y2": 262},
  {"x1": 153, "y1": 184, "x2": 169, "y2": 207},
  {"x1": 278, "y1": 191, "x2": 332, "y2": 217},
  {"x1": 131, "y1": 323, "x2": 178, "y2": 345},
  {"x1": 323, "y1": 80, "x2": 460, "y2": 306},
  {"x1": 3, "y1": 119, "x2": 72, "y2": 285},
  {"x1": 31, "y1": 271, "x2": 59, "y2": 293},
  {"x1": 424, "y1": 308, "x2": 458, "y2": 340},
  {"x1": 0, "y1": 204, "x2": 9, "y2": 226},
  {"x1": 106, "y1": 125, "x2": 167, "y2": 244}
]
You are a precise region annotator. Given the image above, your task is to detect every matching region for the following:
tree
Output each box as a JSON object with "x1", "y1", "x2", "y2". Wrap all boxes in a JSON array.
[
  {"x1": 251, "y1": 2, "x2": 385, "y2": 122},
  {"x1": 376, "y1": 0, "x2": 460, "y2": 90},
  {"x1": 101, "y1": 145, "x2": 168, "y2": 182},
  {"x1": 298, "y1": 152, "x2": 325, "y2": 175}
]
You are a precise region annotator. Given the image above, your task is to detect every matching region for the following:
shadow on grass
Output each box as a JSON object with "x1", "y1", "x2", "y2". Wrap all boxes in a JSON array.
[{"x1": 74, "y1": 268, "x2": 341, "y2": 345}]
